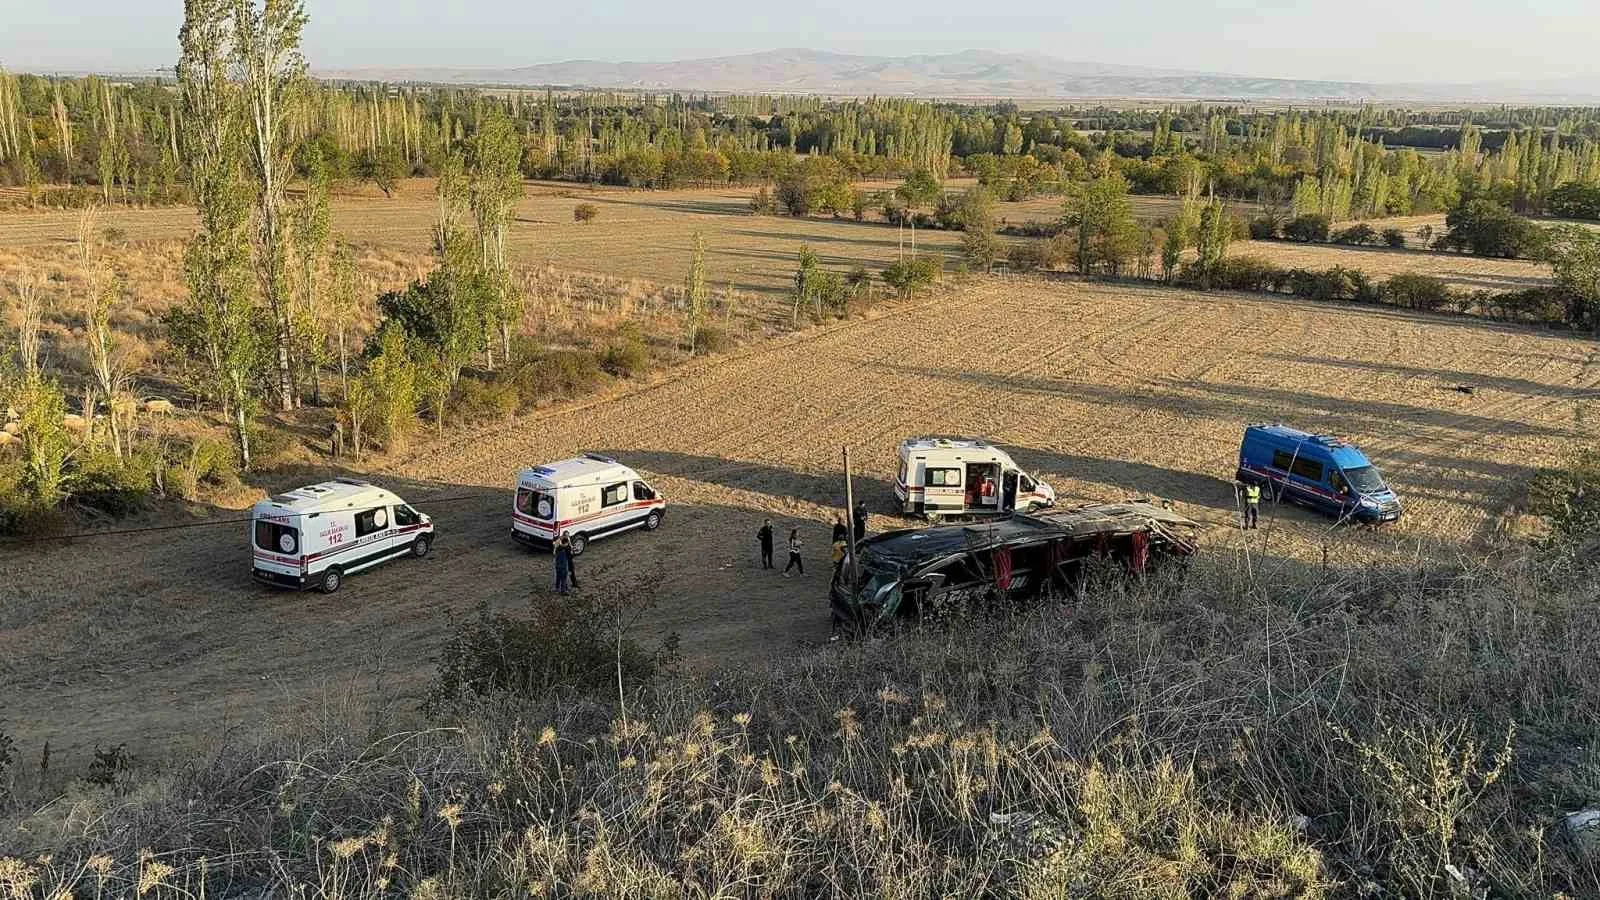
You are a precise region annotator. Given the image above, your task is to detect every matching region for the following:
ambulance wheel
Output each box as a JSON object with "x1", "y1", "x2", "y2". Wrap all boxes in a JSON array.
[
  {"x1": 320, "y1": 567, "x2": 343, "y2": 594},
  {"x1": 569, "y1": 533, "x2": 588, "y2": 556},
  {"x1": 643, "y1": 510, "x2": 661, "y2": 531},
  {"x1": 411, "y1": 535, "x2": 432, "y2": 559}
]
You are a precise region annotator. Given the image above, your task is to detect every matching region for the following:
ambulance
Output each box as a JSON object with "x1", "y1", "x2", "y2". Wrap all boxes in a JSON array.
[
  {"x1": 511, "y1": 454, "x2": 666, "y2": 554},
  {"x1": 893, "y1": 437, "x2": 1055, "y2": 518},
  {"x1": 250, "y1": 478, "x2": 435, "y2": 593}
]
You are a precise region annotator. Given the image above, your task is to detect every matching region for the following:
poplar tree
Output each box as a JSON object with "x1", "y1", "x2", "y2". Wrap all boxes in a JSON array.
[
  {"x1": 466, "y1": 111, "x2": 524, "y2": 365},
  {"x1": 683, "y1": 232, "x2": 707, "y2": 352},
  {"x1": 234, "y1": 0, "x2": 308, "y2": 410},
  {"x1": 77, "y1": 207, "x2": 129, "y2": 457},
  {"x1": 171, "y1": 0, "x2": 262, "y2": 469}
]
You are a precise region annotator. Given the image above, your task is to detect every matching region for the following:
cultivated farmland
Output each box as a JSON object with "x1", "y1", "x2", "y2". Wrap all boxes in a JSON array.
[{"x1": 2, "y1": 276, "x2": 1593, "y2": 761}]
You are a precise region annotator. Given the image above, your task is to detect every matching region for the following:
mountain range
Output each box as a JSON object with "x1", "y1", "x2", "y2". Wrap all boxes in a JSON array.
[{"x1": 319, "y1": 48, "x2": 1600, "y2": 103}]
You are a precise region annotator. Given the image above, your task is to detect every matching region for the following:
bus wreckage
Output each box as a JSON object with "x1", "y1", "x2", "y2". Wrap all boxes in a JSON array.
[{"x1": 830, "y1": 501, "x2": 1200, "y2": 631}]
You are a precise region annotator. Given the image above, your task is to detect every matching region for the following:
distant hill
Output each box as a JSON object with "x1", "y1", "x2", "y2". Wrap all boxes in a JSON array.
[{"x1": 319, "y1": 48, "x2": 1600, "y2": 103}]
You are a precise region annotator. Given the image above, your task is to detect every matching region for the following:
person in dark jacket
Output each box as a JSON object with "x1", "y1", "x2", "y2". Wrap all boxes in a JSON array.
[
  {"x1": 757, "y1": 518, "x2": 775, "y2": 569},
  {"x1": 783, "y1": 527, "x2": 804, "y2": 576},
  {"x1": 831, "y1": 516, "x2": 848, "y2": 545},
  {"x1": 553, "y1": 534, "x2": 574, "y2": 594},
  {"x1": 852, "y1": 502, "x2": 869, "y2": 543}
]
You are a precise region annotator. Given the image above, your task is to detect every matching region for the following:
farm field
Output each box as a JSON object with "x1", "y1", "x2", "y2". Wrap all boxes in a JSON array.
[
  {"x1": 0, "y1": 179, "x2": 1547, "y2": 299},
  {"x1": 3, "y1": 276, "x2": 1595, "y2": 763}
]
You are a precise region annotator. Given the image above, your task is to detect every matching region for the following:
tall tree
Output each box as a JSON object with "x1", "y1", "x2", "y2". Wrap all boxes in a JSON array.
[
  {"x1": 466, "y1": 111, "x2": 525, "y2": 366},
  {"x1": 1194, "y1": 198, "x2": 1233, "y2": 289},
  {"x1": 684, "y1": 232, "x2": 707, "y2": 352},
  {"x1": 172, "y1": 0, "x2": 262, "y2": 469},
  {"x1": 234, "y1": 0, "x2": 308, "y2": 410},
  {"x1": 1068, "y1": 172, "x2": 1138, "y2": 276},
  {"x1": 290, "y1": 140, "x2": 332, "y2": 402},
  {"x1": 77, "y1": 207, "x2": 129, "y2": 457}
]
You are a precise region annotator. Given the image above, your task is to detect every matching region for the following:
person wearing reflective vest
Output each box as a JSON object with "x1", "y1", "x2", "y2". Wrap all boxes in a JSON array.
[{"x1": 1243, "y1": 482, "x2": 1261, "y2": 529}]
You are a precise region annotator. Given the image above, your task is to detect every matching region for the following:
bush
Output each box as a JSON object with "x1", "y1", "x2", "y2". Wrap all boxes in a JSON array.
[
  {"x1": 573, "y1": 202, "x2": 598, "y2": 223},
  {"x1": 1284, "y1": 214, "x2": 1331, "y2": 243},
  {"x1": 502, "y1": 347, "x2": 605, "y2": 408},
  {"x1": 1248, "y1": 217, "x2": 1280, "y2": 240},
  {"x1": 163, "y1": 437, "x2": 238, "y2": 501},
  {"x1": 599, "y1": 326, "x2": 650, "y2": 378},
  {"x1": 695, "y1": 325, "x2": 733, "y2": 354},
  {"x1": 1548, "y1": 182, "x2": 1600, "y2": 221},
  {"x1": 425, "y1": 592, "x2": 668, "y2": 717},
  {"x1": 1442, "y1": 199, "x2": 1547, "y2": 258},
  {"x1": 881, "y1": 254, "x2": 943, "y2": 297},
  {"x1": 1204, "y1": 255, "x2": 1286, "y2": 292},
  {"x1": 1382, "y1": 228, "x2": 1407, "y2": 248},
  {"x1": 451, "y1": 376, "x2": 520, "y2": 425},
  {"x1": 1331, "y1": 223, "x2": 1380, "y2": 246},
  {"x1": 73, "y1": 447, "x2": 157, "y2": 517},
  {"x1": 1383, "y1": 273, "x2": 1453, "y2": 311}
]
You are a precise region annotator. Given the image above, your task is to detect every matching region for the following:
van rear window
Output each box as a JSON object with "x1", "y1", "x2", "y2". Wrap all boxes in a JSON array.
[
  {"x1": 255, "y1": 521, "x2": 300, "y2": 555},
  {"x1": 924, "y1": 468, "x2": 961, "y2": 487},
  {"x1": 516, "y1": 488, "x2": 554, "y2": 520}
]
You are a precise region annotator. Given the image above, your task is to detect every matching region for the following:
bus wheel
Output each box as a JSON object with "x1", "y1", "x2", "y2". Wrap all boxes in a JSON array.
[
  {"x1": 320, "y1": 567, "x2": 343, "y2": 594},
  {"x1": 570, "y1": 533, "x2": 588, "y2": 556},
  {"x1": 644, "y1": 511, "x2": 662, "y2": 531},
  {"x1": 412, "y1": 535, "x2": 432, "y2": 558}
]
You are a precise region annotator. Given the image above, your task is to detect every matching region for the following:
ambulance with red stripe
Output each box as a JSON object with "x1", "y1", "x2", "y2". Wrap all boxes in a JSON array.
[
  {"x1": 511, "y1": 454, "x2": 666, "y2": 555},
  {"x1": 251, "y1": 478, "x2": 434, "y2": 594}
]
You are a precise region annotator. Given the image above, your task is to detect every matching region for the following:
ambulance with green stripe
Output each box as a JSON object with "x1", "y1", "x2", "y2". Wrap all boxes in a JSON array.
[
  {"x1": 512, "y1": 454, "x2": 666, "y2": 555},
  {"x1": 251, "y1": 478, "x2": 434, "y2": 593}
]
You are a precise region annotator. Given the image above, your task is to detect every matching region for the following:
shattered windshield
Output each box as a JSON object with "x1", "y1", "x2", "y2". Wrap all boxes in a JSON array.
[{"x1": 1343, "y1": 465, "x2": 1387, "y2": 494}]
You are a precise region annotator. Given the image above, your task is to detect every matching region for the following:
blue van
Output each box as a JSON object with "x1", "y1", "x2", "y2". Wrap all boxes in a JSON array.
[{"x1": 1236, "y1": 424, "x2": 1402, "y2": 524}]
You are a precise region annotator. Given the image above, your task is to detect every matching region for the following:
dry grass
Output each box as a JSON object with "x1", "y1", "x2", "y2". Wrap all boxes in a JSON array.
[
  {"x1": 1227, "y1": 238, "x2": 1553, "y2": 293},
  {"x1": 3, "y1": 541, "x2": 1597, "y2": 896},
  {"x1": 1, "y1": 276, "x2": 1595, "y2": 769}
]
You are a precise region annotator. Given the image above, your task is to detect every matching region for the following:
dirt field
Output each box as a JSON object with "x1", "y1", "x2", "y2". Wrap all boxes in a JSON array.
[
  {"x1": 3, "y1": 276, "x2": 1595, "y2": 764},
  {"x1": 23, "y1": 180, "x2": 1557, "y2": 302}
]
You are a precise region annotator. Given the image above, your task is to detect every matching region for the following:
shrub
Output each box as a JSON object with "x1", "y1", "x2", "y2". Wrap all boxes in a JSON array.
[
  {"x1": 503, "y1": 348, "x2": 605, "y2": 408},
  {"x1": 573, "y1": 202, "x2": 598, "y2": 223},
  {"x1": 73, "y1": 447, "x2": 157, "y2": 517},
  {"x1": 1284, "y1": 214, "x2": 1331, "y2": 243},
  {"x1": 1007, "y1": 241, "x2": 1048, "y2": 272},
  {"x1": 1205, "y1": 255, "x2": 1286, "y2": 292},
  {"x1": 425, "y1": 592, "x2": 667, "y2": 717},
  {"x1": 748, "y1": 187, "x2": 776, "y2": 216},
  {"x1": 1442, "y1": 199, "x2": 1547, "y2": 258},
  {"x1": 881, "y1": 254, "x2": 943, "y2": 297},
  {"x1": 1331, "y1": 223, "x2": 1380, "y2": 246},
  {"x1": 1382, "y1": 227, "x2": 1407, "y2": 248},
  {"x1": 1285, "y1": 266, "x2": 1359, "y2": 301},
  {"x1": 451, "y1": 376, "x2": 520, "y2": 425},
  {"x1": 1248, "y1": 217, "x2": 1280, "y2": 240},
  {"x1": 599, "y1": 327, "x2": 650, "y2": 378},
  {"x1": 1548, "y1": 182, "x2": 1600, "y2": 221},
  {"x1": 163, "y1": 437, "x2": 238, "y2": 501},
  {"x1": 1383, "y1": 273, "x2": 1453, "y2": 311}
]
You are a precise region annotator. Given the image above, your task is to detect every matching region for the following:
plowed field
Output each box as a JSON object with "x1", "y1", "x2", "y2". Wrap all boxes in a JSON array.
[{"x1": 4, "y1": 277, "x2": 1595, "y2": 761}]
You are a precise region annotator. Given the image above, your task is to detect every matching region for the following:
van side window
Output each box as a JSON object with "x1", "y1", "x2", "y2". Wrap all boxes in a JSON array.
[
  {"x1": 255, "y1": 520, "x2": 299, "y2": 554},
  {"x1": 924, "y1": 467, "x2": 961, "y2": 487},
  {"x1": 1271, "y1": 449, "x2": 1295, "y2": 471},
  {"x1": 632, "y1": 481, "x2": 656, "y2": 501},
  {"x1": 602, "y1": 482, "x2": 629, "y2": 507},
  {"x1": 1020, "y1": 475, "x2": 1036, "y2": 492},
  {"x1": 355, "y1": 507, "x2": 389, "y2": 537},
  {"x1": 1290, "y1": 458, "x2": 1324, "y2": 481},
  {"x1": 394, "y1": 504, "x2": 420, "y2": 527}
]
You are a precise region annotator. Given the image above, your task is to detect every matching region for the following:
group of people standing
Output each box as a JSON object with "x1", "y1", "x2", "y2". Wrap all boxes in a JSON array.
[{"x1": 758, "y1": 501, "x2": 869, "y2": 577}]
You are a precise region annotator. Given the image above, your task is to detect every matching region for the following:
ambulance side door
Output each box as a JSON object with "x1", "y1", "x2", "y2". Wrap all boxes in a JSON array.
[{"x1": 352, "y1": 505, "x2": 396, "y2": 561}]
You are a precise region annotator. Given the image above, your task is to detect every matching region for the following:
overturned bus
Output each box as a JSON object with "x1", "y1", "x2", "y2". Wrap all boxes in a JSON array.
[{"x1": 830, "y1": 501, "x2": 1200, "y2": 632}]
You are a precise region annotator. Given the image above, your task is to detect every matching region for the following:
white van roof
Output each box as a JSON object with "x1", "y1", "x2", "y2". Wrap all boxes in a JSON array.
[
  {"x1": 253, "y1": 478, "x2": 404, "y2": 517},
  {"x1": 899, "y1": 436, "x2": 1006, "y2": 457},
  {"x1": 518, "y1": 454, "x2": 638, "y2": 488}
]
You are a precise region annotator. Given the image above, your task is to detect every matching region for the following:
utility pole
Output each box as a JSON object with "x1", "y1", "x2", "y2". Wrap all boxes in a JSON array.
[{"x1": 842, "y1": 445, "x2": 860, "y2": 605}]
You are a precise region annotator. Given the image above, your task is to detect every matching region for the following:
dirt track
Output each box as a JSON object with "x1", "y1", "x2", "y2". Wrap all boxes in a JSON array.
[{"x1": 3, "y1": 277, "x2": 1596, "y2": 761}]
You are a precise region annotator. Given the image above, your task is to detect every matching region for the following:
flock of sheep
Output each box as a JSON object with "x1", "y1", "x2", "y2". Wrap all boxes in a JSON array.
[{"x1": 0, "y1": 396, "x2": 174, "y2": 447}]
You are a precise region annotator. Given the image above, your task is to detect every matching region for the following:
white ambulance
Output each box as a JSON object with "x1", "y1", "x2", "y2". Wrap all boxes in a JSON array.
[
  {"x1": 250, "y1": 478, "x2": 434, "y2": 593},
  {"x1": 893, "y1": 437, "x2": 1056, "y2": 518},
  {"x1": 511, "y1": 454, "x2": 666, "y2": 554}
]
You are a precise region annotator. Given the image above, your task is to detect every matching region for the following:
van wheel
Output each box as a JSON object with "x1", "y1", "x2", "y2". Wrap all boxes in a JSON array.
[
  {"x1": 320, "y1": 568, "x2": 343, "y2": 594},
  {"x1": 569, "y1": 533, "x2": 588, "y2": 556},
  {"x1": 412, "y1": 535, "x2": 432, "y2": 559},
  {"x1": 643, "y1": 511, "x2": 661, "y2": 531}
]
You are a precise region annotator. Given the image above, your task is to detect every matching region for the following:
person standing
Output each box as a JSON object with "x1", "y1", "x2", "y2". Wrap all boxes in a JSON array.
[
  {"x1": 832, "y1": 516, "x2": 848, "y2": 545},
  {"x1": 852, "y1": 502, "x2": 868, "y2": 544},
  {"x1": 783, "y1": 527, "x2": 804, "y2": 576},
  {"x1": 757, "y1": 518, "x2": 775, "y2": 569},
  {"x1": 553, "y1": 534, "x2": 573, "y2": 594},
  {"x1": 330, "y1": 419, "x2": 344, "y2": 459},
  {"x1": 1243, "y1": 482, "x2": 1261, "y2": 530}
]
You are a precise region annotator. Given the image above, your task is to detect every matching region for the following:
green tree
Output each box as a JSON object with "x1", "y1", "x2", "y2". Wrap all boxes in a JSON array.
[
  {"x1": 895, "y1": 167, "x2": 941, "y2": 212},
  {"x1": 1068, "y1": 172, "x2": 1139, "y2": 276},
  {"x1": 171, "y1": 0, "x2": 263, "y2": 469},
  {"x1": 467, "y1": 110, "x2": 525, "y2": 364},
  {"x1": 235, "y1": 0, "x2": 309, "y2": 411},
  {"x1": 353, "y1": 323, "x2": 421, "y2": 451},
  {"x1": 1194, "y1": 198, "x2": 1233, "y2": 289},
  {"x1": 12, "y1": 376, "x2": 75, "y2": 507},
  {"x1": 1442, "y1": 199, "x2": 1546, "y2": 258},
  {"x1": 881, "y1": 255, "x2": 942, "y2": 298},
  {"x1": 1546, "y1": 225, "x2": 1600, "y2": 329},
  {"x1": 291, "y1": 140, "x2": 332, "y2": 403}
]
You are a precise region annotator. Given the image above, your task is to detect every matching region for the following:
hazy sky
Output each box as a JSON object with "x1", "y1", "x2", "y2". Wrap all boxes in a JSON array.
[{"x1": 2, "y1": 0, "x2": 1595, "y2": 84}]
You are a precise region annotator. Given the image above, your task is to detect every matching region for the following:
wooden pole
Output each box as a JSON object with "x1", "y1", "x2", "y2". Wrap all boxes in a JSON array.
[{"x1": 843, "y1": 445, "x2": 860, "y2": 604}]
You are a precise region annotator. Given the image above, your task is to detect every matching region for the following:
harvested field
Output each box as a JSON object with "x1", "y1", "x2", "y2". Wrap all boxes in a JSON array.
[
  {"x1": 3, "y1": 276, "x2": 1595, "y2": 763},
  {"x1": 1229, "y1": 238, "x2": 1553, "y2": 292}
]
